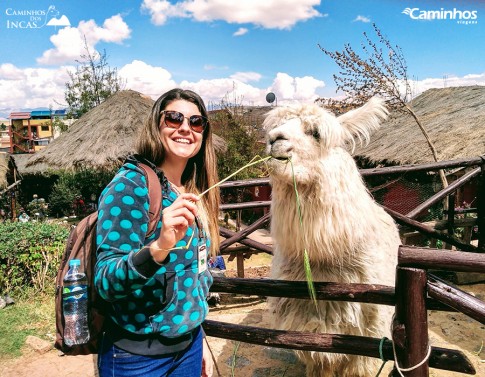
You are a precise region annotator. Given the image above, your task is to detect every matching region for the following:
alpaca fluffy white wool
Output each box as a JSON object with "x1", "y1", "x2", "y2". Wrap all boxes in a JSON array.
[{"x1": 264, "y1": 98, "x2": 400, "y2": 377}]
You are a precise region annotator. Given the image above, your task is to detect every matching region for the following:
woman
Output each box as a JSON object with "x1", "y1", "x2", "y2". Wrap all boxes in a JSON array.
[{"x1": 95, "y1": 88, "x2": 220, "y2": 377}]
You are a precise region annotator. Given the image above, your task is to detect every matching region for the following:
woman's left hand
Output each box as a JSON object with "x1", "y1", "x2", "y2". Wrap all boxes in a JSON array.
[{"x1": 201, "y1": 337, "x2": 214, "y2": 377}]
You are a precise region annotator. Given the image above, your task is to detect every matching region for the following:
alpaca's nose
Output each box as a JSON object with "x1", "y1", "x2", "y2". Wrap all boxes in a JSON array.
[{"x1": 269, "y1": 134, "x2": 288, "y2": 146}]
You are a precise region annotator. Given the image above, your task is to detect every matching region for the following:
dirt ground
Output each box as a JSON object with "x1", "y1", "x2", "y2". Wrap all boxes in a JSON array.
[{"x1": 2, "y1": 253, "x2": 485, "y2": 377}]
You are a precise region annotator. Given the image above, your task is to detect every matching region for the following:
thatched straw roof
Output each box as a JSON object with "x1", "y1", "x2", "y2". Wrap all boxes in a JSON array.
[
  {"x1": 354, "y1": 86, "x2": 485, "y2": 165},
  {"x1": 12, "y1": 153, "x2": 49, "y2": 175},
  {"x1": 25, "y1": 90, "x2": 226, "y2": 172}
]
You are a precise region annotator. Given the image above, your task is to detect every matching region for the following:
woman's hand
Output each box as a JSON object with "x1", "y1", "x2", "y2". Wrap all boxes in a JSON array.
[
  {"x1": 149, "y1": 193, "x2": 199, "y2": 263},
  {"x1": 201, "y1": 337, "x2": 214, "y2": 377}
]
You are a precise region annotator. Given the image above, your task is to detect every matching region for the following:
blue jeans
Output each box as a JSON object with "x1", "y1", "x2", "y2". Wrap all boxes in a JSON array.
[{"x1": 98, "y1": 327, "x2": 203, "y2": 377}]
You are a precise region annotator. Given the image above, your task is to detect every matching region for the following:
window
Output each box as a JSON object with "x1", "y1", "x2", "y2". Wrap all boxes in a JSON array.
[
  {"x1": 34, "y1": 139, "x2": 49, "y2": 146},
  {"x1": 41, "y1": 125, "x2": 49, "y2": 131}
]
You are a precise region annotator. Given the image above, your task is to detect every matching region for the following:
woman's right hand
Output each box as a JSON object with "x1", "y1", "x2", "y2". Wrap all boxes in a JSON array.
[{"x1": 149, "y1": 193, "x2": 200, "y2": 263}]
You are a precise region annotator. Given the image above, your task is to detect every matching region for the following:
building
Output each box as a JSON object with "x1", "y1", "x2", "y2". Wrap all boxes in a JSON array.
[
  {"x1": 9, "y1": 111, "x2": 33, "y2": 153},
  {"x1": 8, "y1": 109, "x2": 69, "y2": 154},
  {"x1": 0, "y1": 118, "x2": 10, "y2": 152}
]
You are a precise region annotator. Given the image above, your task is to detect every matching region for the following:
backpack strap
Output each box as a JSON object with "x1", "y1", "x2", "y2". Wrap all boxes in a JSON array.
[{"x1": 138, "y1": 163, "x2": 162, "y2": 237}]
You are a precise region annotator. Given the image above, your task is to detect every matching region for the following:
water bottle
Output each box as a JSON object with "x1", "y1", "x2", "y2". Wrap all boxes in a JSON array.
[{"x1": 62, "y1": 259, "x2": 90, "y2": 346}]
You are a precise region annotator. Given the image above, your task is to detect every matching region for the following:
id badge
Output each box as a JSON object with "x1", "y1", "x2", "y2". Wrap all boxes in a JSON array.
[{"x1": 198, "y1": 242, "x2": 207, "y2": 273}]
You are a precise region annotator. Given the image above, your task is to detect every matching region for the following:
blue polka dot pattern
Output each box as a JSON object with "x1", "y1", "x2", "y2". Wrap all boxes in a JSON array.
[
  {"x1": 102, "y1": 220, "x2": 112, "y2": 230},
  {"x1": 129, "y1": 233, "x2": 140, "y2": 242},
  {"x1": 120, "y1": 244, "x2": 132, "y2": 252},
  {"x1": 131, "y1": 209, "x2": 142, "y2": 219},
  {"x1": 134, "y1": 187, "x2": 147, "y2": 197},
  {"x1": 183, "y1": 277, "x2": 193, "y2": 287},
  {"x1": 110, "y1": 206, "x2": 121, "y2": 216},
  {"x1": 120, "y1": 219, "x2": 132, "y2": 229},
  {"x1": 115, "y1": 182, "x2": 126, "y2": 192},
  {"x1": 122, "y1": 195, "x2": 135, "y2": 205},
  {"x1": 172, "y1": 315, "x2": 183, "y2": 325},
  {"x1": 94, "y1": 162, "x2": 212, "y2": 337},
  {"x1": 135, "y1": 313, "x2": 146, "y2": 322},
  {"x1": 108, "y1": 231, "x2": 120, "y2": 241}
]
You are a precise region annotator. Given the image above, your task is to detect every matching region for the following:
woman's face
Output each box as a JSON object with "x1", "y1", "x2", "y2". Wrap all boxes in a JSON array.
[{"x1": 159, "y1": 99, "x2": 204, "y2": 164}]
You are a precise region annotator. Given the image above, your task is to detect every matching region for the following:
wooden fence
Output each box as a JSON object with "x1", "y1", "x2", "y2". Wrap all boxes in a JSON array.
[{"x1": 204, "y1": 156, "x2": 485, "y2": 376}]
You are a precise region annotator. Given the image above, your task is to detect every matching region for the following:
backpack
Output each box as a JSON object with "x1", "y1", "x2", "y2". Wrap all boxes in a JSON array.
[{"x1": 54, "y1": 162, "x2": 162, "y2": 355}]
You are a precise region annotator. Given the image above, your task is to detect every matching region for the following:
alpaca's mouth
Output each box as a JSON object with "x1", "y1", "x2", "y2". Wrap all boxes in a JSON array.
[{"x1": 272, "y1": 156, "x2": 289, "y2": 161}]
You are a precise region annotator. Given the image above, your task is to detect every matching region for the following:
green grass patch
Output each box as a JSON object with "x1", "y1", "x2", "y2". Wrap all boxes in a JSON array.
[{"x1": 0, "y1": 292, "x2": 55, "y2": 360}]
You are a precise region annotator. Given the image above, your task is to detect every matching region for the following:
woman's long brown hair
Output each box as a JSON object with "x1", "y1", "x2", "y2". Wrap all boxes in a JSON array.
[{"x1": 136, "y1": 88, "x2": 220, "y2": 255}]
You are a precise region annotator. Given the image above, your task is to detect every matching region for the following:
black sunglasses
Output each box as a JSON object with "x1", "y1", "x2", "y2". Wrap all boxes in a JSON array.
[{"x1": 160, "y1": 110, "x2": 207, "y2": 133}]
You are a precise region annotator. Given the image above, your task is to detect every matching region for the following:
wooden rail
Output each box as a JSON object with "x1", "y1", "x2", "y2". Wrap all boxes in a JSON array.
[
  {"x1": 206, "y1": 246, "x2": 484, "y2": 375},
  {"x1": 203, "y1": 320, "x2": 475, "y2": 374}
]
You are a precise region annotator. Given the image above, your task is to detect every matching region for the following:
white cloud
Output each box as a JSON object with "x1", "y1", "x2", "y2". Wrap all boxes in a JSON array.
[
  {"x1": 141, "y1": 0, "x2": 322, "y2": 29},
  {"x1": 0, "y1": 64, "x2": 26, "y2": 80},
  {"x1": 118, "y1": 60, "x2": 177, "y2": 98},
  {"x1": 180, "y1": 72, "x2": 325, "y2": 107},
  {"x1": 233, "y1": 27, "x2": 248, "y2": 36},
  {"x1": 141, "y1": 0, "x2": 189, "y2": 25},
  {"x1": 0, "y1": 63, "x2": 323, "y2": 116},
  {"x1": 354, "y1": 15, "x2": 371, "y2": 23},
  {"x1": 411, "y1": 73, "x2": 485, "y2": 97},
  {"x1": 79, "y1": 15, "x2": 131, "y2": 44},
  {"x1": 230, "y1": 72, "x2": 261, "y2": 83},
  {"x1": 0, "y1": 66, "x2": 71, "y2": 114},
  {"x1": 37, "y1": 14, "x2": 131, "y2": 65},
  {"x1": 269, "y1": 72, "x2": 325, "y2": 103},
  {"x1": 6, "y1": 57, "x2": 483, "y2": 119},
  {"x1": 180, "y1": 78, "x2": 264, "y2": 106}
]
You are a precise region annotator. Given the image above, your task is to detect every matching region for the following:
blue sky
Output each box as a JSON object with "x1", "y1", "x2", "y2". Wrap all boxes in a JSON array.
[{"x1": 0, "y1": 0, "x2": 484, "y2": 118}]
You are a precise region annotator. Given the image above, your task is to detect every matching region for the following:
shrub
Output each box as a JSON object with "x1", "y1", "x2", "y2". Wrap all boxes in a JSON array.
[
  {"x1": 48, "y1": 169, "x2": 115, "y2": 217},
  {"x1": 0, "y1": 221, "x2": 70, "y2": 294}
]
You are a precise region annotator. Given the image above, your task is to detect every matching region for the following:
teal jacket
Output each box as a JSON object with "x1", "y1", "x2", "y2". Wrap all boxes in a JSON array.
[{"x1": 95, "y1": 159, "x2": 212, "y2": 338}]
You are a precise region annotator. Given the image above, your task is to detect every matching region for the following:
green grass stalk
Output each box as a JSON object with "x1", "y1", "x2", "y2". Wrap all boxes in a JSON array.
[
  {"x1": 289, "y1": 158, "x2": 318, "y2": 307},
  {"x1": 231, "y1": 341, "x2": 241, "y2": 377},
  {"x1": 199, "y1": 155, "x2": 271, "y2": 198}
]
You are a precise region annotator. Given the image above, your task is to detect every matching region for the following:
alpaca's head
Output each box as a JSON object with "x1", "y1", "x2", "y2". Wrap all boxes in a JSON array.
[{"x1": 263, "y1": 97, "x2": 388, "y2": 184}]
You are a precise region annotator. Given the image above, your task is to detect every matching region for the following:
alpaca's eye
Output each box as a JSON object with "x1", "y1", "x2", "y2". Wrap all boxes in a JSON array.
[{"x1": 306, "y1": 129, "x2": 320, "y2": 142}]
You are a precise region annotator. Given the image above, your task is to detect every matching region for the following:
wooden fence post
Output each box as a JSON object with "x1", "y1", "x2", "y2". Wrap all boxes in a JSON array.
[{"x1": 391, "y1": 267, "x2": 429, "y2": 377}]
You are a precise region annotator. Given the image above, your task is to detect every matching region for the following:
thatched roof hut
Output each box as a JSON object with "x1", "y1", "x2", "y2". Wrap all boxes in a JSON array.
[
  {"x1": 354, "y1": 86, "x2": 485, "y2": 166},
  {"x1": 25, "y1": 90, "x2": 226, "y2": 172}
]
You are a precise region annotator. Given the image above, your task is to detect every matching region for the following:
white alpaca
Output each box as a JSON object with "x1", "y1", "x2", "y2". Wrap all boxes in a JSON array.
[{"x1": 264, "y1": 98, "x2": 400, "y2": 377}]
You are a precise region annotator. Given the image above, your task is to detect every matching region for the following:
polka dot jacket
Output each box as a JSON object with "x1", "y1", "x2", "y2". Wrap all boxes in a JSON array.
[{"x1": 95, "y1": 161, "x2": 213, "y2": 338}]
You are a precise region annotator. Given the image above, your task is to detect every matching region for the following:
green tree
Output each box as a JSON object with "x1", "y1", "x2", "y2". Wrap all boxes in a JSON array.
[
  {"x1": 52, "y1": 116, "x2": 69, "y2": 134},
  {"x1": 210, "y1": 95, "x2": 266, "y2": 181},
  {"x1": 65, "y1": 38, "x2": 124, "y2": 119},
  {"x1": 210, "y1": 93, "x2": 268, "y2": 226},
  {"x1": 48, "y1": 169, "x2": 115, "y2": 217}
]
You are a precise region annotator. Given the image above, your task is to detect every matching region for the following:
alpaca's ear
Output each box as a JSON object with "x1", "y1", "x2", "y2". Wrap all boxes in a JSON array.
[{"x1": 337, "y1": 97, "x2": 388, "y2": 146}]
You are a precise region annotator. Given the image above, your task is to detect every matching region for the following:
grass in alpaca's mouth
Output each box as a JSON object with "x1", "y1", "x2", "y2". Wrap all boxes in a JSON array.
[{"x1": 271, "y1": 156, "x2": 290, "y2": 161}]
